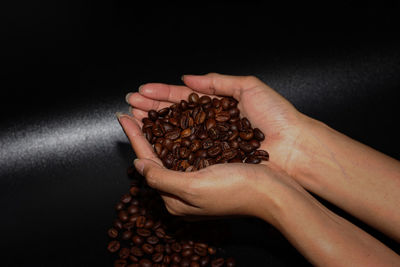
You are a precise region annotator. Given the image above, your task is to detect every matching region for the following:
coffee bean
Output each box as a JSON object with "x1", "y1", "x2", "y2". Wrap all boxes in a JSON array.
[
  {"x1": 127, "y1": 205, "x2": 139, "y2": 215},
  {"x1": 239, "y1": 129, "x2": 254, "y2": 140},
  {"x1": 136, "y1": 216, "x2": 146, "y2": 228},
  {"x1": 199, "y1": 256, "x2": 210, "y2": 267},
  {"x1": 114, "y1": 259, "x2": 127, "y2": 267},
  {"x1": 199, "y1": 95, "x2": 211, "y2": 105},
  {"x1": 152, "y1": 252, "x2": 164, "y2": 263},
  {"x1": 171, "y1": 253, "x2": 182, "y2": 263},
  {"x1": 147, "y1": 235, "x2": 159, "y2": 245},
  {"x1": 221, "y1": 98, "x2": 230, "y2": 110},
  {"x1": 215, "y1": 111, "x2": 230, "y2": 122},
  {"x1": 182, "y1": 248, "x2": 194, "y2": 257},
  {"x1": 138, "y1": 258, "x2": 152, "y2": 267},
  {"x1": 180, "y1": 258, "x2": 191, "y2": 267},
  {"x1": 107, "y1": 240, "x2": 121, "y2": 253},
  {"x1": 129, "y1": 186, "x2": 140, "y2": 196},
  {"x1": 119, "y1": 247, "x2": 130, "y2": 259},
  {"x1": 142, "y1": 243, "x2": 154, "y2": 254},
  {"x1": 164, "y1": 128, "x2": 180, "y2": 140},
  {"x1": 245, "y1": 156, "x2": 261, "y2": 164},
  {"x1": 190, "y1": 261, "x2": 200, "y2": 267},
  {"x1": 228, "y1": 107, "x2": 240, "y2": 118},
  {"x1": 207, "y1": 145, "x2": 222, "y2": 158},
  {"x1": 171, "y1": 242, "x2": 182, "y2": 253},
  {"x1": 254, "y1": 149, "x2": 269, "y2": 161},
  {"x1": 239, "y1": 142, "x2": 254, "y2": 153},
  {"x1": 211, "y1": 258, "x2": 225, "y2": 267},
  {"x1": 137, "y1": 228, "x2": 151, "y2": 237},
  {"x1": 253, "y1": 127, "x2": 265, "y2": 141},
  {"x1": 132, "y1": 235, "x2": 144, "y2": 245},
  {"x1": 226, "y1": 257, "x2": 236, "y2": 267},
  {"x1": 158, "y1": 107, "x2": 170, "y2": 117},
  {"x1": 118, "y1": 210, "x2": 129, "y2": 222},
  {"x1": 108, "y1": 228, "x2": 119, "y2": 238},
  {"x1": 188, "y1": 93, "x2": 200, "y2": 104},
  {"x1": 121, "y1": 230, "x2": 133, "y2": 240},
  {"x1": 194, "y1": 243, "x2": 207, "y2": 256},
  {"x1": 249, "y1": 139, "x2": 261, "y2": 149},
  {"x1": 148, "y1": 110, "x2": 158, "y2": 121}
]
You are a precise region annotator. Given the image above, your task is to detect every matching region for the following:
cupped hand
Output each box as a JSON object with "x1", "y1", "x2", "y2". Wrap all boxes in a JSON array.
[{"x1": 125, "y1": 73, "x2": 308, "y2": 175}]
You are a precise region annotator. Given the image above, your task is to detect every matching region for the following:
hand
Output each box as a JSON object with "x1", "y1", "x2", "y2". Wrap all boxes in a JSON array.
[
  {"x1": 125, "y1": 73, "x2": 308, "y2": 176},
  {"x1": 130, "y1": 157, "x2": 304, "y2": 226}
]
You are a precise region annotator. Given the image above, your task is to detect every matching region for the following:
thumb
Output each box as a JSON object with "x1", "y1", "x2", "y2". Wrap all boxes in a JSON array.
[{"x1": 133, "y1": 158, "x2": 191, "y2": 198}]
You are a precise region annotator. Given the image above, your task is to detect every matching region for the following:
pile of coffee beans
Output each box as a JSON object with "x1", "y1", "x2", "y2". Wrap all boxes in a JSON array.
[
  {"x1": 142, "y1": 93, "x2": 269, "y2": 171},
  {"x1": 107, "y1": 173, "x2": 236, "y2": 267}
]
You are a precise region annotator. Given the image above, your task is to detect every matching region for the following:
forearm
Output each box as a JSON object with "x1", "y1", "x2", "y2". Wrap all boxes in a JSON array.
[
  {"x1": 262, "y1": 187, "x2": 400, "y2": 267},
  {"x1": 291, "y1": 116, "x2": 400, "y2": 241}
]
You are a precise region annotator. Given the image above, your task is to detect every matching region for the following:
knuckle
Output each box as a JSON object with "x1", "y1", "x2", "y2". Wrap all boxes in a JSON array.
[{"x1": 244, "y1": 75, "x2": 261, "y2": 85}]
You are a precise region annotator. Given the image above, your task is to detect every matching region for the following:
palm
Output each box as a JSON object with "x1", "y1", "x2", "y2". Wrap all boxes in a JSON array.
[{"x1": 237, "y1": 85, "x2": 303, "y2": 171}]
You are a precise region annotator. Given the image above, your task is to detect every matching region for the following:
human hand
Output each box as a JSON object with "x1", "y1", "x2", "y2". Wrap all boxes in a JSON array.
[{"x1": 125, "y1": 73, "x2": 308, "y2": 176}]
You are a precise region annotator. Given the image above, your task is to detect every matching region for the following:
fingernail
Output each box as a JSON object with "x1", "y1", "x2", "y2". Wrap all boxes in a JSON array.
[
  {"x1": 128, "y1": 106, "x2": 133, "y2": 114},
  {"x1": 138, "y1": 85, "x2": 144, "y2": 93},
  {"x1": 115, "y1": 112, "x2": 124, "y2": 119},
  {"x1": 181, "y1": 75, "x2": 186, "y2": 81},
  {"x1": 134, "y1": 159, "x2": 144, "y2": 176},
  {"x1": 125, "y1": 92, "x2": 132, "y2": 104}
]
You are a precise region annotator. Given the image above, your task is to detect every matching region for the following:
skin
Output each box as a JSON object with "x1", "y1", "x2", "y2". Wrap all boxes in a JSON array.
[{"x1": 118, "y1": 73, "x2": 400, "y2": 266}]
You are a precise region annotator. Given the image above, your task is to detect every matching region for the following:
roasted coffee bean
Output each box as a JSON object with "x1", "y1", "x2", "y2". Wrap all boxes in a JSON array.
[
  {"x1": 158, "y1": 107, "x2": 170, "y2": 117},
  {"x1": 239, "y1": 129, "x2": 254, "y2": 140},
  {"x1": 207, "y1": 145, "x2": 222, "y2": 157},
  {"x1": 154, "y1": 244, "x2": 164, "y2": 253},
  {"x1": 121, "y1": 230, "x2": 132, "y2": 240},
  {"x1": 119, "y1": 247, "x2": 130, "y2": 259},
  {"x1": 144, "y1": 127, "x2": 153, "y2": 143},
  {"x1": 108, "y1": 228, "x2": 119, "y2": 238},
  {"x1": 138, "y1": 258, "x2": 152, "y2": 267},
  {"x1": 211, "y1": 258, "x2": 225, "y2": 267},
  {"x1": 221, "y1": 97, "x2": 231, "y2": 110},
  {"x1": 222, "y1": 148, "x2": 238, "y2": 160},
  {"x1": 215, "y1": 111, "x2": 230, "y2": 122},
  {"x1": 245, "y1": 156, "x2": 261, "y2": 164},
  {"x1": 180, "y1": 258, "x2": 191, "y2": 267},
  {"x1": 118, "y1": 210, "x2": 129, "y2": 222},
  {"x1": 190, "y1": 255, "x2": 200, "y2": 261},
  {"x1": 180, "y1": 100, "x2": 189, "y2": 110},
  {"x1": 254, "y1": 149, "x2": 269, "y2": 160},
  {"x1": 180, "y1": 128, "x2": 192, "y2": 138},
  {"x1": 205, "y1": 118, "x2": 216, "y2": 130},
  {"x1": 207, "y1": 246, "x2": 217, "y2": 255},
  {"x1": 142, "y1": 243, "x2": 154, "y2": 254},
  {"x1": 241, "y1": 117, "x2": 251, "y2": 129},
  {"x1": 148, "y1": 110, "x2": 159, "y2": 121},
  {"x1": 115, "y1": 202, "x2": 125, "y2": 211},
  {"x1": 199, "y1": 95, "x2": 211, "y2": 105},
  {"x1": 188, "y1": 93, "x2": 200, "y2": 104},
  {"x1": 144, "y1": 219, "x2": 154, "y2": 229},
  {"x1": 253, "y1": 127, "x2": 265, "y2": 141},
  {"x1": 194, "y1": 243, "x2": 207, "y2": 256},
  {"x1": 132, "y1": 235, "x2": 144, "y2": 245},
  {"x1": 195, "y1": 149, "x2": 207, "y2": 158},
  {"x1": 239, "y1": 142, "x2": 255, "y2": 153},
  {"x1": 189, "y1": 139, "x2": 201, "y2": 152},
  {"x1": 114, "y1": 259, "x2": 127, "y2": 267},
  {"x1": 137, "y1": 228, "x2": 151, "y2": 237},
  {"x1": 171, "y1": 242, "x2": 182, "y2": 253},
  {"x1": 182, "y1": 248, "x2": 194, "y2": 257},
  {"x1": 228, "y1": 107, "x2": 240, "y2": 117},
  {"x1": 127, "y1": 205, "x2": 139, "y2": 215},
  {"x1": 226, "y1": 257, "x2": 236, "y2": 267},
  {"x1": 129, "y1": 186, "x2": 140, "y2": 196},
  {"x1": 113, "y1": 219, "x2": 123, "y2": 230},
  {"x1": 249, "y1": 139, "x2": 261, "y2": 149},
  {"x1": 194, "y1": 111, "x2": 206, "y2": 125},
  {"x1": 123, "y1": 221, "x2": 135, "y2": 230},
  {"x1": 147, "y1": 235, "x2": 159, "y2": 245},
  {"x1": 190, "y1": 261, "x2": 200, "y2": 267},
  {"x1": 164, "y1": 128, "x2": 180, "y2": 140},
  {"x1": 107, "y1": 240, "x2": 121, "y2": 253},
  {"x1": 152, "y1": 252, "x2": 164, "y2": 263},
  {"x1": 199, "y1": 256, "x2": 210, "y2": 267},
  {"x1": 171, "y1": 253, "x2": 182, "y2": 263},
  {"x1": 208, "y1": 127, "x2": 219, "y2": 140},
  {"x1": 201, "y1": 138, "x2": 214, "y2": 149},
  {"x1": 155, "y1": 227, "x2": 166, "y2": 238},
  {"x1": 162, "y1": 122, "x2": 174, "y2": 132},
  {"x1": 136, "y1": 216, "x2": 146, "y2": 228}
]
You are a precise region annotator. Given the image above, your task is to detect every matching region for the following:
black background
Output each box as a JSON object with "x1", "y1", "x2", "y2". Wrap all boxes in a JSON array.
[{"x1": 0, "y1": 1, "x2": 399, "y2": 266}]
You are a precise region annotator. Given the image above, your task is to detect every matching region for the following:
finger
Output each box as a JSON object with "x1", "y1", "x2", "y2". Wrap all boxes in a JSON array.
[
  {"x1": 130, "y1": 108, "x2": 149, "y2": 121},
  {"x1": 138, "y1": 83, "x2": 212, "y2": 103},
  {"x1": 117, "y1": 114, "x2": 162, "y2": 164},
  {"x1": 126, "y1": 92, "x2": 175, "y2": 112},
  {"x1": 134, "y1": 158, "x2": 192, "y2": 198},
  {"x1": 182, "y1": 72, "x2": 264, "y2": 99}
]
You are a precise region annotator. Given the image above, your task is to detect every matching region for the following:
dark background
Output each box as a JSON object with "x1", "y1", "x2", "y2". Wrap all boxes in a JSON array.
[{"x1": 0, "y1": 1, "x2": 399, "y2": 266}]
